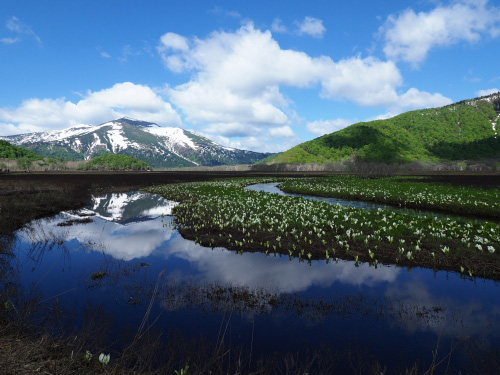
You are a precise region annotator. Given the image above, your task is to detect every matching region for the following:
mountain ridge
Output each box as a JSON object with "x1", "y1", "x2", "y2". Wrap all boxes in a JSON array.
[
  {"x1": 264, "y1": 92, "x2": 500, "y2": 165},
  {"x1": 1, "y1": 118, "x2": 272, "y2": 168}
]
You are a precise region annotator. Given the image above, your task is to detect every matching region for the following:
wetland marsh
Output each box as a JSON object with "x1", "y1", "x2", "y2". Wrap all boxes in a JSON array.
[{"x1": 1, "y1": 173, "x2": 499, "y2": 374}]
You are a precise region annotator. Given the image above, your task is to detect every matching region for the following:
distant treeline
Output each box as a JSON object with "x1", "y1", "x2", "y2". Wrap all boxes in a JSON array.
[
  {"x1": 251, "y1": 159, "x2": 500, "y2": 176},
  {"x1": 77, "y1": 154, "x2": 151, "y2": 171}
]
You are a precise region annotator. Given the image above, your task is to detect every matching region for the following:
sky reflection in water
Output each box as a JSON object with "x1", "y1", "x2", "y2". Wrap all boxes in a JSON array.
[{"x1": 9, "y1": 190, "x2": 500, "y2": 364}]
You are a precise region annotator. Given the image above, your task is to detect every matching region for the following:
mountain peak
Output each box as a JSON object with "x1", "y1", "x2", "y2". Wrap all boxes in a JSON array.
[
  {"x1": 111, "y1": 117, "x2": 159, "y2": 128},
  {"x1": 0, "y1": 117, "x2": 272, "y2": 168}
]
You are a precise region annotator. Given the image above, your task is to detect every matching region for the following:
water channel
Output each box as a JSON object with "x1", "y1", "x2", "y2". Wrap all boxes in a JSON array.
[
  {"x1": 246, "y1": 182, "x2": 488, "y2": 222},
  {"x1": 3, "y1": 189, "x2": 499, "y2": 371}
]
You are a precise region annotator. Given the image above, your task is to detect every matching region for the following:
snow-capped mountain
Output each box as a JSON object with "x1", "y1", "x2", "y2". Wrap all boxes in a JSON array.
[{"x1": 0, "y1": 118, "x2": 272, "y2": 168}]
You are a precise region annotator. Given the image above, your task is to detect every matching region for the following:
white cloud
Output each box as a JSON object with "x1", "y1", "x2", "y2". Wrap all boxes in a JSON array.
[
  {"x1": 476, "y1": 88, "x2": 499, "y2": 96},
  {"x1": 1, "y1": 37, "x2": 19, "y2": 44},
  {"x1": 2, "y1": 16, "x2": 42, "y2": 45},
  {"x1": 381, "y1": 0, "x2": 500, "y2": 66},
  {"x1": 156, "y1": 22, "x2": 451, "y2": 150},
  {"x1": 159, "y1": 32, "x2": 189, "y2": 51},
  {"x1": 319, "y1": 57, "x2": 403, "y2": 106},
  {"x1": 295, "y1": 16, "x2": 326, "y2": 38},
  {"x1": 269, "y1": 125, "x2": 296, "y2": 138},
  {"x1": 271, "y1": 18, "x2": 287, "y2": 33},
  {"x1": 158, "y1": 33, "x2": 192, "y2": 72},
  {"x1": 306, "y1": 119, "x2": 355, "y2": 136},
  {"x1": 194, "y1": 130, "x2": 299, "y2": 153},
  {"x1": 394, "y1": 88, "x2": 452, "y2": 111},
  {"x1": 160, "y1": 24, "x2": 403, "y2": 124},
  {"x1": 0, "y1": 82, "x2": 181, "y2": 136},
  {"x1": 203, "y1": 122, "x2": 262, "y2": 137},
  {"x1": 100, "y1": 51, "x2": 111, "y2": 58},
  {"x1": 375, "y1": 88, "x2": 452, "y2": 120},
  {"x1": 170, "y1": 83, "x2": 289, "y2": 127}
]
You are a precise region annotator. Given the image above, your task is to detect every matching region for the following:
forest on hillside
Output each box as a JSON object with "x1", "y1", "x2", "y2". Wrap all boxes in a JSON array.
[{"x1": 268, "y1": 98, "x2": 500, "y2": 164}]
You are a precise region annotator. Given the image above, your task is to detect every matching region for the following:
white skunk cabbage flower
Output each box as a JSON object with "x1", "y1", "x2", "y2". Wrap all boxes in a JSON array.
[{"x1": 99, "y1": 353, "x2": 110, "y2": 365}]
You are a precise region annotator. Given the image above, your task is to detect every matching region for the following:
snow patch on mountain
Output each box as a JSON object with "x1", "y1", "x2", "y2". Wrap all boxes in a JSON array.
[
  {"x1": 105, "y1": 123, "x2": 135, "y2": 152},
  {"x1": 145, "y1": 127, "x2": 197, "y2": 149}
]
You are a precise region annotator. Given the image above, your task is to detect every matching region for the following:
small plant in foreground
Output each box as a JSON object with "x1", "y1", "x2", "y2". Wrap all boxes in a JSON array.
[
  {"x1": 99, "y1": 353, "x2": 110, "y2": 365},
  {"x1": 175, "y1": 364, "x2": 190, "y2": 375}
]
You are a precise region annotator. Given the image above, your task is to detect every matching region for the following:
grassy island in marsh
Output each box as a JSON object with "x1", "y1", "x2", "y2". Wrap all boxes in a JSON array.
[
  {"x1": 147, "y1": 177, "x2": 500, "y2": 280},
  {"x1": 278, "y1": 176, "x2": 500, "y2": 220}
]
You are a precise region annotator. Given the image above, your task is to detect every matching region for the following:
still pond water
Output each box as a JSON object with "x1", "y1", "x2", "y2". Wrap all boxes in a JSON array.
[{"x1": 6, "y1": 188, "x2": 500, "y2": 370}]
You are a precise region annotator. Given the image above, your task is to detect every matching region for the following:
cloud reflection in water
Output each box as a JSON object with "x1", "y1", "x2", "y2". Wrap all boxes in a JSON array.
[{"x1": 15, "y1": 191, "x2": 499, "y2": 340}]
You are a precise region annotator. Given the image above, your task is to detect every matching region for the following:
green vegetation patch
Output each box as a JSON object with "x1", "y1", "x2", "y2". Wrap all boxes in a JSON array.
[
  {"x1": 28, "y1": 143, "x2": 84, "y2": 161},
  {"x1": 0, "y1": 140, "x2": 43, "y2": 160},
  {"x1": 147, "y1": 178, "x2": 500, "y2": 280},
  {"x1": 268, "y1": 99, "x2": 500, "y2": 164},
  {"x1": 279, "y1": 176, "x2": 500, "y2": 220},
  {"x1": 78, "y1": 153, "x2": 151, "y2": 171}
]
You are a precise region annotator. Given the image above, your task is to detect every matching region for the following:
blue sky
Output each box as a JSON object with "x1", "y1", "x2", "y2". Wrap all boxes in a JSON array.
[{"x1": 1, "y1": 0, "x2": 499, "y2": 152}]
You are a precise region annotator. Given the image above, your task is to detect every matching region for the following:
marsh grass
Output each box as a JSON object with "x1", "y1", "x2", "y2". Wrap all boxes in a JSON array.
[
  {"x1": 279, "y1": 176, "x2": 500, "y2": 220},
  {"x1": 148, "y1": 178, "x2": 499, "y2": 280}
]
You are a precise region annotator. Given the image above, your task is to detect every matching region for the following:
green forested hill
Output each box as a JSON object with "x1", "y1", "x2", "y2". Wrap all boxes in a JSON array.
[
  {"x1": 78, "y1": 153, "x2": 151, "y2": 171},
  {"x1": 266, "y1": 94, "x2": 500, "y2": 164},
  {"x1": 0, "y1": 140, "x2": 44, "y2": 160}
]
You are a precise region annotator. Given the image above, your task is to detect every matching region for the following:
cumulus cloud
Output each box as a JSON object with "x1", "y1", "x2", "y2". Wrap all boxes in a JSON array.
[
  {"x1": 1, "y1": 16, "x2": 41, "y2": 45},
  {"x1": 295, "y1": 16, "x2": 326, "y2": 38},
  {"x1": 158, "y1": 24, "x2": 399, "y2": 123},
  {"x1": 306, "y1": 119, "x2": 355, "y2": 136},
  {"x1": 319, "y1": 57, "x2": 403, "y2": 106},
  {"x1": 156, "y1": 22, "x2": 451, "y2": 151},
  {"x1": 158, "y1": 23, "x2": 427, "y2": 114},
  {"x1": 380, "y1": 0, "x2": 500, "y2": 66},
  {"x1": 0, "y1": 82, "x2": 181, "y2": 136},
  {"x1": 476, "y1": 88, "x2": 499, "y2": 96},
  {"x1": 394, "y1": 88, "x2": 452, "y2": 111},
  {"x1": 375, "y1": 88, "x2": 452, "y2": 120}
]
